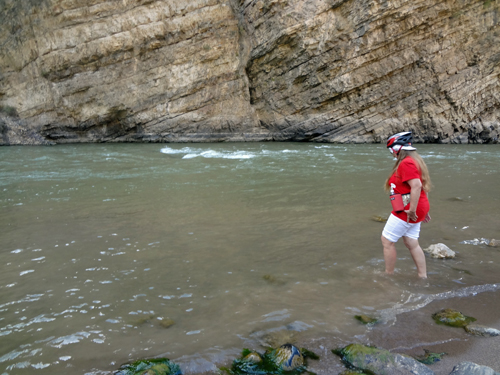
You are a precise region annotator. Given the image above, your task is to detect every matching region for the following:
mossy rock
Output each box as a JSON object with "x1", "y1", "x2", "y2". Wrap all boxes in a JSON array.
[
  {"x1": 354, "y1": 315, "x2": 378, "y2": 325},
  {"x1": 371, "y1": 215, "x2": 388, "y2": 222},
  {"x1": 223, "y1": 344, "x2": 318, "y2": 375},
  {"x1": 116, "y1": 358, "x2": 182, "y2": 375},
  {"x1": 414, "y1": 349, "x2": 446, "y2": 365},
  {"x1": 432, "y1": 308, "x2": 476, "y2": 327}
]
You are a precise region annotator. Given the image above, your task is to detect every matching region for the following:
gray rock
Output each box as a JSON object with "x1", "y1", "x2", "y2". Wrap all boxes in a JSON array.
[
  {"x1": 488, "y1": 239, "x2": 500, "y2": 247},
  {"x1": 334, "y1": 343, "x2": 435, "y2": 375},
  {"x1": 423, "y1": 243, "x2": 456, "y2": 259},
  {"x1": 449, "y1": 361, "x2": 500, "y2": 375},
  {"x1": 464, "y1": 324, "x2": 500, "y2": 337}
]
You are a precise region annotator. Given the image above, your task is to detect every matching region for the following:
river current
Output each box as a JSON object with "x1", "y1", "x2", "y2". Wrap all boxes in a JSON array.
[{"x1": 0, "y1": 143, "x2": 499, "y2": 374}]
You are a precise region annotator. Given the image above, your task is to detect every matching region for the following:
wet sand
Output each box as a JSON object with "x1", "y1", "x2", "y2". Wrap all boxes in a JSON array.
[{"x1": 293, "y1": 289, "x2": 500, "y2": 375}]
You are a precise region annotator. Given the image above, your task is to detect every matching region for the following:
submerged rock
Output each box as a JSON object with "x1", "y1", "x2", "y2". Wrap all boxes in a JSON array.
[
  {"x1": 414, "y1": 349, "x2": 446, "y2": 365},
  {"x1": 449, "y1": 361, "x2": 500, "y2": 375},
  {"x1": 333, "y1": 344, "x2": 434, "y2": 375},
  {"x1": 224, "y1": 344, "x2": 317, "y2": 375},
  {"x1": 354, "y1": 315, "x2": 378, "y2": 325},
  {"x1": 371, "y1": 215, "x2": 388, "y2": 223},
  {"x1": 464, "y1": 324, "x2": 500, "y2": 337},
  {"x1": 158, "y1": 318, "x2": 175, "y2": 329},
  {"x1": 432, "y1": 308, "x2": 476, "y2": 327},
  {"x1": 423, "y1": 243, "x2": 456, "y2": 259},
  {"x1": 115, "y1": 358, "x2": 182, "y2": 375}
]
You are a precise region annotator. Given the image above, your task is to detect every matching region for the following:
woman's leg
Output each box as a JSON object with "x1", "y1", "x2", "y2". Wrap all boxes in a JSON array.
[
  {"x1": 381, "y1": 235, "x2": 397, "y2": 274},
  {"x1": 403, "y1": 236, "x2": 427, "y2": 278}
]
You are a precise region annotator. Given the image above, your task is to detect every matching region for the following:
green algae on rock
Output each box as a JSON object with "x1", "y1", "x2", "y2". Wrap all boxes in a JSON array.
[
  {"x1": 415, "y1": 349, "x2": 447, "y2": 365},
  {"x1": 371, "y1": 215, "x2": 388, "y2": 223},
  {"x1": 223, "y1": 344, "x2": 318, "y2": 375},
  {"x1": 115, "y1": 358, "x2": 182, "y2": 375},
  {"x1": 432, "y1": 308, "x2": 477, "y2": 327},
  {"x1": 332, "y1": 344, "x2": 434, "y2": 375}
]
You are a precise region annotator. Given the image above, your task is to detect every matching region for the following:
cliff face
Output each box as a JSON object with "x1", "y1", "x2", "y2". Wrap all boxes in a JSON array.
[{"x1": 0, "y1": 0, "x2": 499, "y2": 145}]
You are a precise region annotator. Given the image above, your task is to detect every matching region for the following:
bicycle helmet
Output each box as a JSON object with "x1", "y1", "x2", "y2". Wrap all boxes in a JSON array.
[{"x1": 386, "y1": 131, "x2": 416, "y2": 155}]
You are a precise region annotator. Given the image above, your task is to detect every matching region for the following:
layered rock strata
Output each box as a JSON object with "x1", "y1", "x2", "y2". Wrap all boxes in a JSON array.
[{"x1": 0, "y1": 0, "x2": 499, "y2": 144}]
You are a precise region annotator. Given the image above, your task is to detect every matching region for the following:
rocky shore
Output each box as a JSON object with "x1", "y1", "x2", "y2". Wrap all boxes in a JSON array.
[
  {"x1": 294, "y1": 289, "x2": 500, "y2": 375},
  {"x1": 117, "y1": 289, "x2": 500, "y2": 374}
]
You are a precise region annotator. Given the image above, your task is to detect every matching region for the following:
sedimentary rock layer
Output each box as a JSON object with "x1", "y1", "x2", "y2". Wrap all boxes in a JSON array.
[{"x1": 0, "y1": 0, "x2": 499, "y2": 144}]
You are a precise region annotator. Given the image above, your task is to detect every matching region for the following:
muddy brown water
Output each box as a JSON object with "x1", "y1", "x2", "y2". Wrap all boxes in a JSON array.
[{"x1": 0, "y1": 143, "x2": 499, "y2": 374}]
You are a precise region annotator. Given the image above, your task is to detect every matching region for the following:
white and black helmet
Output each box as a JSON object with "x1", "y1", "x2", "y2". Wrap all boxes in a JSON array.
[{"x1": 386, "y1": 132, "x2": 416, "y2": 155}]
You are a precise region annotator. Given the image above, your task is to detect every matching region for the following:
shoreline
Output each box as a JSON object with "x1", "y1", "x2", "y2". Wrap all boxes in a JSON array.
[
  {"x1": 290, "y1": 289, "x2": 500, "y2": 375},
  {"x1": 175, "y1": 289, "x2": 500, "y2": 375}
]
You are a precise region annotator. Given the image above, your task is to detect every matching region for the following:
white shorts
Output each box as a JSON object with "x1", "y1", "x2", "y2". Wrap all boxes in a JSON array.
[{"x1": 382, "y1": 213, "x2": 421, "y2": 243}]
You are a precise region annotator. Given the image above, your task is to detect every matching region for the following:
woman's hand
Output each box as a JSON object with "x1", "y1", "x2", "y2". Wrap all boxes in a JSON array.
[
  {"x1": 404, "y1": 210, "x2": 418, "y2": 223},
  {"x1": 423, "y1": 213, "x2": 431, "y2": 223},
  {"x1": 405, "y1": 179, "x2": 422, "y2": 223}
]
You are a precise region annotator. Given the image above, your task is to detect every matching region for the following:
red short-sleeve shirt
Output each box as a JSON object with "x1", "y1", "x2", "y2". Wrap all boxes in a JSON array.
[{"x1": 388, "y1": 157, "x2": 430, "y2": 223}]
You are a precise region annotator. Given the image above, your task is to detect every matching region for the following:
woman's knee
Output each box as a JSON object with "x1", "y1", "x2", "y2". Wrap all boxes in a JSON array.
[
  {"x1": 403, "y1": 236, "x2": 419, "y2": 250},
  {"x1": 381, "y1": 234, "x2": 392, "y2": 246}
]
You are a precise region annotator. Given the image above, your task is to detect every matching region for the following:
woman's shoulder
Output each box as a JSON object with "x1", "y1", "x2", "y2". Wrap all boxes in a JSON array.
[{"x1": 401, "y1": 156, "x2": 418, "y2": 166}]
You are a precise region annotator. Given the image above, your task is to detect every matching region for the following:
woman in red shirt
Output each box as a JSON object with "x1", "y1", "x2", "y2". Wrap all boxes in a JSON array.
[{"x1": 382, "y1": 132, "x2": 432, "y2": 278}]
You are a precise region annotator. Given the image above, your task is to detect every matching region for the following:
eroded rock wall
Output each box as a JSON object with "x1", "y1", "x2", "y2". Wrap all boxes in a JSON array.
[
  {"x1": 242, "y1": 0, "x2": 500, "y2": 143},
  {"x1": 0, "y1": 0, "x2": 264, "y2": 144},
  {"x1": 0, "y1": 0, "x2": 499, "y2": 144}
]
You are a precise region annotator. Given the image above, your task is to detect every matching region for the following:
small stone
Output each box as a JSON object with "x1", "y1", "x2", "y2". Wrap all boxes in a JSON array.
[
  {"x1": 263, "y1": 274, "x2": 277, "y2": 283},
  {"x1": 242, "y1": 352, "x2": 263, "y2": 364},
  {"x1": 464, "y1": 324, "x2": 500, "y2": 337},
  {"x1": 158, "y1": 318, "x2": 175, "y2": 329},
  {"x1": 487, "y1": 239, "x2": 500, "y2": 247},
  {"x1": 423, "y1": 243, "x2": 456, "y2": 259},
  {"x1": 354, "y1": 315, "x2": 378, "y2": 325}
]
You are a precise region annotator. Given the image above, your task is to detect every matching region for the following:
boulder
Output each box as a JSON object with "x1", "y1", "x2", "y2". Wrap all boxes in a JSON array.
[
  {"x1": 464, "y1": 324, "x2": 500, "y2": 337},
  {"x1": 449, "y1": 361, "x2": 500, "y2": 375},
  {"x1": 423, "y1": 243, "x2": 456, "y2": 259},
  {"x1": 333, "y1": 344, "x2": 434, "y2": 375}
]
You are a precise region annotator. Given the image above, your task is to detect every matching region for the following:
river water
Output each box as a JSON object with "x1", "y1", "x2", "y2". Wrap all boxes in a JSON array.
[{"x1": 0, "y1": 143, "x2": 499, "y2": 374}]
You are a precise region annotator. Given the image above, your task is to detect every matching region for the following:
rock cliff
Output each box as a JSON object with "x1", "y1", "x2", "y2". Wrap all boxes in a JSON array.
[{"x1": 0, "y1": 0, "x2": 499, "y2": 145}]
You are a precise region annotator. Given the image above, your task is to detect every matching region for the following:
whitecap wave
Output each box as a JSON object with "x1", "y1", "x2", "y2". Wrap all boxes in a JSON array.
[{"x1": 161, "y1": 146, "x2": 256, "y2": 160}]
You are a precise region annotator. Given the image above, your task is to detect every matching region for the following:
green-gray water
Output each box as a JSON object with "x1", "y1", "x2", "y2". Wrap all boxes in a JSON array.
[{"x1": 1, "y1": 143, "x2": 499, "y2": 374}]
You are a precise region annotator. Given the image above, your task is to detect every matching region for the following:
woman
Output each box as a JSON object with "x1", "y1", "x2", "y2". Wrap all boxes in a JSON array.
[{"x1": 381, "y1": 131, "x2": 432, "y2": 278}]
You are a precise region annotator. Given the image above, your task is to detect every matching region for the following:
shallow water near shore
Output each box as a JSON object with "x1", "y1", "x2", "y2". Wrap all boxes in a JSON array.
[{"x1": 0, "y1": 143, "x2": 499, "y2": 374}]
